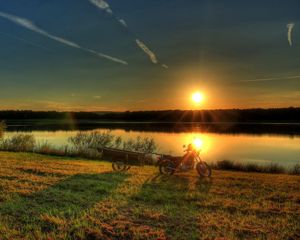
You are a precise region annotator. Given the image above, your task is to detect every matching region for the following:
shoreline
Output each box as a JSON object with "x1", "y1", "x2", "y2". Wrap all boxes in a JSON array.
[{"x1": 0, "y1": 150, "x2": 299, "y2": 175}]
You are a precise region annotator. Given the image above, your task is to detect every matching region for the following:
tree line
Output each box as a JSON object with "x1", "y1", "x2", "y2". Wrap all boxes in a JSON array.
[{"x1": 0, "y1": 107, "x2": 299, "y2": 123}]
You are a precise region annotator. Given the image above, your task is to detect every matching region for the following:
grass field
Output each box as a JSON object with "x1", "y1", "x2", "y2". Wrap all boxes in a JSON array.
[{"x1": 0, "y1": 152, "x2": 299, "y2": 240}]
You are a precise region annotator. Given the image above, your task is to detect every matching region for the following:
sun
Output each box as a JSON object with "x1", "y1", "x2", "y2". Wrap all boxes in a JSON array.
[{"x1": 192, "y1": 92, "x2": 204, "y2": 104}]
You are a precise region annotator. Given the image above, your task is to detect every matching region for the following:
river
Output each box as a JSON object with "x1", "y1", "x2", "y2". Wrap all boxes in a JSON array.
[{"x1": 4, "y1": 122, "x2": 300, "y2": 168}]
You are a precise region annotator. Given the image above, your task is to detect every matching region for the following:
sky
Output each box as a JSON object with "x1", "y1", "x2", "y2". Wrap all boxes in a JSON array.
[{"x1": 0, "y1": 0, "x2": 299, "y2": 111}]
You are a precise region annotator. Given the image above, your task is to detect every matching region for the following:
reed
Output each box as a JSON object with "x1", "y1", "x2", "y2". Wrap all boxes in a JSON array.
[
  {"x1": 211, "y1": 159, "x2": 297, "y2": 174},
  {"x1": 0, "y1": 133, "x2": 35, "y2": 152},
  {"x1": 0, "y1": 121, "x2": 6, "y2": 138}
]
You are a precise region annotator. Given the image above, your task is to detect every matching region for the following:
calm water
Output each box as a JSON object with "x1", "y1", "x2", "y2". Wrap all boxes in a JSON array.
[{"x1": 5, "y1": 125, "x2": 300, "y2": 168}]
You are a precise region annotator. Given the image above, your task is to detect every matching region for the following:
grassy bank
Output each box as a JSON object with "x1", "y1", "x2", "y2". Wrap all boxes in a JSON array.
[
  {"x1": 0, "y1": 152, "x2": 299, "y2": 239},
  {"x1": 1, "y1": 132, "x2": 299, "y2": 175}
]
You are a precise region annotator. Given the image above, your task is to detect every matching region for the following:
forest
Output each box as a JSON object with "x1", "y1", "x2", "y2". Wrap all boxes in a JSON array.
[{"x1": 0, "y1": 107, "x2": 299, "y2": 123}]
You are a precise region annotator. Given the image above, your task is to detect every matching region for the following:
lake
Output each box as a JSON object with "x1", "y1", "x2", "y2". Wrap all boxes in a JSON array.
[{"x1": 4, "y1": 122, "x2": 300, "y2": 168}]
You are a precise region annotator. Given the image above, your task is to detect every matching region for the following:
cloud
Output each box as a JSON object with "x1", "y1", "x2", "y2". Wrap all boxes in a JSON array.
[
  {"x1": 287, "y1": 22, "x2": 295, "y2": 46},
  {"x1": 0, "y1": 30, "x2": 50, "y2": 50},
  {"x1": 118, "y1": 19, "x2": 128, "y2": 28},
  {"x1": 0, "y1": 11, "x2": 127, "y2": 65},
  {"x1": 88, "y1": 0, "x2": 113, "y2": 14},
  {"x1": 31, "y1": 100, "x2": 108, "y2": 111},
  {"x1": 135, "y1": 39, "x2": 158, "y2": 64},
  {"x1": 240, "y1": 75, "x2": 300, "y2": 82},
  {"x1": 88, "y1": 0, "x2": 167, "y2": 67}
]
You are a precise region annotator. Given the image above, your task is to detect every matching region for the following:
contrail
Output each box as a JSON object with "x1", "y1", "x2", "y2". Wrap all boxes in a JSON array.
[
  {"x1": 240, "y1": 75, "x2": 300, "y2": 82},
  {"x1": 0, "y1": 11, "x2": 127, "y2": 65},
  {"x1": 88, "y1": 0, "x2": 167, "y2": 67},
  {"x1": 84, "y1": 48, "x2": 127, "y2": 65},
  {"x1": 0, "y1": 31, "x2": 50, "y2": 50},
  {"x1": 287, "y1": 22, "x2": 295, "y2": 46}
]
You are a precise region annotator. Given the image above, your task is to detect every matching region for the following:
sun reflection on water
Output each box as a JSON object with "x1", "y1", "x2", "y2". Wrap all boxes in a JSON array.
[{"x1": 192, "y1": 138, "x2": 203, "y2": 150}]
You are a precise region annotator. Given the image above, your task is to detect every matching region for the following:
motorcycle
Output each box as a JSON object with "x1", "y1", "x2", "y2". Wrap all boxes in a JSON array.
[{"x1": 158, "y1": 144, "x2": 212, "y2": 177}]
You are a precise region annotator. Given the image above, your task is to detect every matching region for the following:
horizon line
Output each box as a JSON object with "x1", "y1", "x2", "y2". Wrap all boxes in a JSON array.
[{"x1": 0, "y1": 106, "x2": 299, "y2": 113}]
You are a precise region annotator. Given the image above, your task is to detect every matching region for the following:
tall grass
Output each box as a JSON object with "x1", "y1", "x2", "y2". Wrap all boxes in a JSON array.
[
  {"x1": 35, "y1": 141, "x2": 72, "y2": 157},
  {"x1": 68, "y1": 131, "x2": 157, "y2": 154},
  {"x1": 290, "y1": 164, "x2": 300, "y2": 175},
  {"x1": 0, "y1": 121, "x2": 6, "y2": 138},
  {"x1": 69, "y1": 131, "x2": 117, "y2": 150},
  {"x1": 0, "y1": 134, "x2": 36, "y2": 152},
  {"x1": 212, "y1": 160, "x2": 294, "y2": 174},
  {"x1": 0, "y1": 131, "x2": 157, "y2": 160}
]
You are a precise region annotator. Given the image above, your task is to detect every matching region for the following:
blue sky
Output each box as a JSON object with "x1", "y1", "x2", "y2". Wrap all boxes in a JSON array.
[{"x1": 0, "y1": 0, "x2": 299, "y2": 111}]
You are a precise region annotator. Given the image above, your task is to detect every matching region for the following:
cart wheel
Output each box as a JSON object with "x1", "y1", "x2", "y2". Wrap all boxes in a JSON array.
[
  {"x1": 112, "y1": 162, "x2": 127, "y2": 172},
  {"x1": 159, "y1": 160, "x2": 175, "y2": 175},
  {"x1": 126, "y1": 165, "x2": 131, "y2": 171}
]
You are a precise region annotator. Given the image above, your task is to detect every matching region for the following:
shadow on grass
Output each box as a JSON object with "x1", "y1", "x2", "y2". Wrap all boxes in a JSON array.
[
  {"x1": 139, "y1": 174, "x2": 213, "y2": 201},
  {"x1": 128, "y1": 174, "x2": 213, "y2": 239},
  {"x1": 130, "y1": 174, "x2": 191, "y2": 204},
  {"x1": 0, "y1": 172, "x2": 129, "y2": 233}
]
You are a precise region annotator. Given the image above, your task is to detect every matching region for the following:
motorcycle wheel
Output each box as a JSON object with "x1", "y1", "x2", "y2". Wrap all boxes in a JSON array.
[
  {"x1": 159, "y1": 160, "x2": 175, "y2": 175},
  {"x1": 112, "y1": 162, "x2": 127, "y2": 172},
  {"x1": 196, "y1": 162, "x2": 212, "y2": 177}
]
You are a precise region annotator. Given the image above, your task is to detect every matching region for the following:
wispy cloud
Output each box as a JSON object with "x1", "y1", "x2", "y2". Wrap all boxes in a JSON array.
[
  {"x1": 134, "y1": 39, "x2": 167, "y2": 67},
  {"x1": 0, "y1": 11, "x2": 127, "y2": 65},
  {"x1": 0, "y1": 31, "x2": 49, "y2": 50},
  {"x1": 287, "y1": 22, "x2": 295, "y2": 46},
  {"x1": 88, "y1": 0, "x2": 167, "y2": 67},
  {"x1": 89, "y1": 0, "x2": 113, "y2": 14},
  {"x1": 118, "y1": 19, "x2": 128, "y2": 28},
  {"x1": 240, "y1": 75, "x2": 300, "y2": 82},
  {"x1": 135, "y1": 39, "x2": 158, "y2": 64}
]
